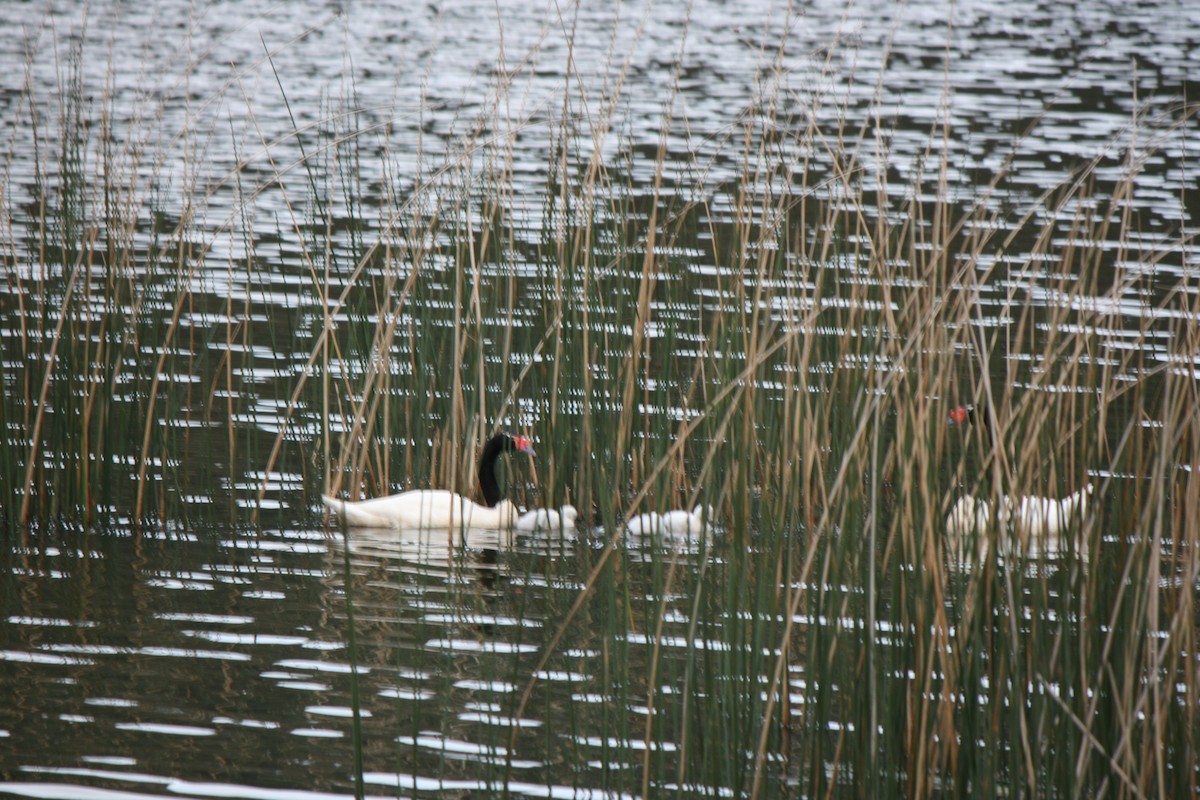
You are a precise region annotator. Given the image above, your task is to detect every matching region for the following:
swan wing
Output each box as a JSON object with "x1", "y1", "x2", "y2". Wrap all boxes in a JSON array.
[
  {"x1": 516, "y1": 508, "x2": 559, "y2": 531},
  {"x1": 560, "y1": 505, "x2": 579, "y2": 530},
  {"x1": 323, "y1": 490, "x2": 515, "y2": 530},
  {"x1": 626, "y1": 512, "x2": 663, "y2": 536}
]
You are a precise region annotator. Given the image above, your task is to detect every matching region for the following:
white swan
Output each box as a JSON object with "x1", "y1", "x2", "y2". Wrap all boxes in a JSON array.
[
  {"x1": 945, "y1": 485, "x2": 1093, "y2": 561},
  {"x1": 1004, "y1": 484, "x2": 1093, "y2": 542},
  {"x1": 515, "y1": 504, "x2": 579, "y2": 532},
  {"x1": 321, "y1": 432, "x2": 534, "y2": 530},
  {"x1": 945, "y1": 495, "x2": 992, "y2": 563},
  {"x1": 322, "y1": 491, "x2": 520, "y2": 530},
  {"x1": 626, "y1": 504, "x2": 716, "y2": 538},
  {"x1": 946, "y1": 494, "x2": 992, "y2": 537}
]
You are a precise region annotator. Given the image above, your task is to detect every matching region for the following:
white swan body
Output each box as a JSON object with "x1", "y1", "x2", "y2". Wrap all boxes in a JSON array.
[
  {"x1": 946, "y1": 495, "x2": 992, "y2": 536},
  {"x1": 322, "y1": 491, "x2": 519, "y2": 530},
  {"x1": 515, "y1": 504, "x2": 578, "y2": 532},
  {"x1": 626, "y1": 504, "x2": 715, "y2": 538},
  {"x1": 945, "y1": 495, "x2": 992, "y2": 563},
  {"x1": 945, "y1": 484, "x2": 1092, "y2": 561},
  {"x1": 1003, "y1": 484, "x2": 1092, "y2": 541}
]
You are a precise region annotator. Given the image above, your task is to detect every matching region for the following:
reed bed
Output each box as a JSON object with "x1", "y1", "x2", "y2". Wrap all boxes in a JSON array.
[{"x1": 1, "y1": 6, "x2": 1197, "y2": 798}]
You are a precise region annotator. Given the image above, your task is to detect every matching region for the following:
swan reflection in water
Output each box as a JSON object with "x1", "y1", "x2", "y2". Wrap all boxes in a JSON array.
[
  {"x1": 326, "y1": 504, "x2": 580, "y2": 589},
  {"x1": 326, "y1": 523, "x2": 518, "y2": 596}
]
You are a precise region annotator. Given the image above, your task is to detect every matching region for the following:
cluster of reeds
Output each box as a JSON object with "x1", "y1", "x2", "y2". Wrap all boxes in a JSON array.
[{"x1": 1, "y1": 7, "x2": 1197, "y2": 798}]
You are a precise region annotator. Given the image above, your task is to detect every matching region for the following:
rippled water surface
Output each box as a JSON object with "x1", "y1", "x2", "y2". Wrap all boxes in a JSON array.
[
  {"x1": 1, "y1": 0, "x2": 1197, "y2": 797},
  {"x1": 2, "y1": 526, "x2": 665, "y2": 797}
]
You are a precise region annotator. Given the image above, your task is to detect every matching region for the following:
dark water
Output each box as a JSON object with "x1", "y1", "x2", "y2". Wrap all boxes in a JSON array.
[
  {"x1": 1, "y1": 0, "x2": 1197, "y2": 797},
  {"x1": 1, "y1": 526, "x2": 639, "y2": 797}
]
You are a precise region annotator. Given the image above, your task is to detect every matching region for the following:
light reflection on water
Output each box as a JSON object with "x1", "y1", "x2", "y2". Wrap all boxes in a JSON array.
[
  {"x1": 3, "y1": 521, "x2": 1144, "y2": 796},
  {"x1": 0, "y1": 516, "x2": 751, "y2": 796}
]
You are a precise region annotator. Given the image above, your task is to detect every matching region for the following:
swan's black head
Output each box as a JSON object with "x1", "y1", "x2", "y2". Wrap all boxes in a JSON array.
[
  {"x1": 501, "y1": 433, "x2": 536, "y2": 457},
  {"x1": 478, "y1": 432, "x2": 536, "y2": 507},
  {"x1": 948, "y1": 405, "x2": 976, "y2": 427},
  {"x1": 949, "y1": 403, "x2": 997, "y2": 452},
  {"x1": 481, "y1": 432, "x2": 536, "y2": 461}
]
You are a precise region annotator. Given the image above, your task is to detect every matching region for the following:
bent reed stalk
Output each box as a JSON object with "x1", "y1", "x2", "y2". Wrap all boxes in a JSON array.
[{"x1": 0, "y1": 6, "x2": 1196, "y2": 798}]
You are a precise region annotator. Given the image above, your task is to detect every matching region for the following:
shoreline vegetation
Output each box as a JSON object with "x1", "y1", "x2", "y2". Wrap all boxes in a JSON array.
[{"x1": 2, "y1": 4, "x2": 1197, "y2": 797}]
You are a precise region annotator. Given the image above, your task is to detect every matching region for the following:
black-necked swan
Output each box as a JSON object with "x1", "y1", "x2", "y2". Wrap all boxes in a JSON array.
[
  {"x1": 945, "y1": 485, "x2": 1093, "y2": 560},
  {"x1": 515, "y1": 504, "x2": 579, "y2": 532},
  {"x1": 321, "y1": 433, "x2": 535, "y2": 529},
  {"x1": 946, "y1": 404, "x2": 1093, "y2": 556},
  {"x1": 626, "y1": 504, "x2": 716, "y2": 537}
]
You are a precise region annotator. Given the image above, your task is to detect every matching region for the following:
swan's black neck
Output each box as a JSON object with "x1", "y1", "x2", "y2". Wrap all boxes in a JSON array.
[
  {"x1": 951, "y1": 401, "x2": 998, "y2": 458},
  {"x1": 478, "y1": 433, "x2": 514, "y2": 507},
  {"x1": 967, "y1": 405, "x2": 996, "y2": 454}
]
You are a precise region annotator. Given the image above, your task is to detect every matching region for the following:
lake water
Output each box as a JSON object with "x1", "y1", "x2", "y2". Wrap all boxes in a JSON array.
[{"x1": 1, "y1": 0, "x2": 1197, "y2": 797}]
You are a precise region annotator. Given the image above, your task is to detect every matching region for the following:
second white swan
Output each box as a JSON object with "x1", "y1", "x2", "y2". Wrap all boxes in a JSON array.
[
  {"x1": 946, "y1": 484, "x2": 1093, "y2": 561},
  {"x1": 626, "y1": 504, "x2": 716, "y2": 538},
  {"x1": 515, "y1": 504, "x2": 579, "y2": 532}
]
